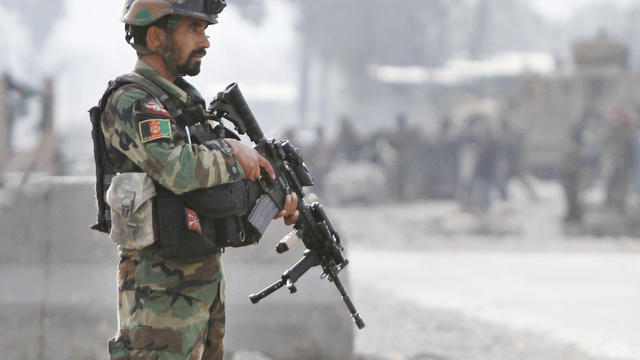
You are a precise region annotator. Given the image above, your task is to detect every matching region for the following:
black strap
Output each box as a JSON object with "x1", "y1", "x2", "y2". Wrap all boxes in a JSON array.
[
  {"x1": 90, "y1": 73, "x2": 181, "y2": 233},
  {"x1": 89, "y1": 104, "x2": 111, "y2": 232},
  {"x1": 115, "y1": 73, "x2": 182, "y2": 118}
]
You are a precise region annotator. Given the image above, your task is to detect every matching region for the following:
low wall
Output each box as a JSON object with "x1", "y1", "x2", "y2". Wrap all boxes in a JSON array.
[{"x1": 0, "y1": 176, "x2": 353, "y2": 360}]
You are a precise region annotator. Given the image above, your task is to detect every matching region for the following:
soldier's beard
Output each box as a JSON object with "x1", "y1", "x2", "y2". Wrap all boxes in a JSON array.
[{"x1": 176, "y1": 48, "x2": 206, "y2": 76}]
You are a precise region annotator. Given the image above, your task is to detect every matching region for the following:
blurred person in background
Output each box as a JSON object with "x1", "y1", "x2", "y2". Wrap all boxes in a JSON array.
[
  {"x1": 428, "y1": 115, "x2": 458, "y2": 199},
  {"x1": 90, "y1": 1, "x2": 297, "y2": 359},
  {"x1": 495, "y1": 117, "x2": 515, "y2": 200},
  {"x1": 634, "y1": 106, "x2": 640, "y2": 205},
  {"x1": 582, "y1": 124, "x2": 602, "y2": 190},
  {"x1": 496, "y1": 116, "x2": 538, "y2": 202},
  {"x1": 305, "y1": 126, "x2": 333, "y2": 198},
  {"x1": 602, "y1": 109, "x2": 636, "y2": 213},
  {"x1": 455, "y1": 115, "x2": 481, "y2": 209},
  {"x1": 385, "y1": 112, "x2": 424, "y2": 202},
  {"x1": 470, "y1": 116, "x2": 499, "y2": 212},
  {"x1": 333, "y1": 114, "x2": 361, "y2": 162},
  {"x1": 561, "y1": 126, "x2": 586, "y2": 227}
]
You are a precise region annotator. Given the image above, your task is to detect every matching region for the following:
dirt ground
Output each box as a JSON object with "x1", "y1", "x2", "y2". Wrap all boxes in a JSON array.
[{"x1": 328, "y1": 182, "x2": 640, "y2": 360}]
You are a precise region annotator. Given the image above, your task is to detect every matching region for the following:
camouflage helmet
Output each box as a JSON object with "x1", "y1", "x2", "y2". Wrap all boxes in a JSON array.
[{"x1": 121, "y1": 0, "x2": 226, "y2": 26}]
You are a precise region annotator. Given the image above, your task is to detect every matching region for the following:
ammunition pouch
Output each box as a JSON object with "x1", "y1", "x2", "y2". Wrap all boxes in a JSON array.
[
  {"x1": 106, "y1": 172, "x2": 156, "y2": 250},
  {"x1": 214, "y1": 180, "x2": 263, "y2": 248},
  {"x1": 183, "y1": 180, "x2": 263, "y2": 248},
  {"x1": 153, "y1": 191, "x2": 220, "y2": 263},
  {"x1": 153, "y1": 180, "x2": 263, "y2": 263}
]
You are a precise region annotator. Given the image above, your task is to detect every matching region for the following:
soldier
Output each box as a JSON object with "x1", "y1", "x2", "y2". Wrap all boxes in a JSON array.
[
  {"x1": 385, "y1": 113, "x2": 423, "y2": 201},
  {"x1": 495, "y1": 117, "x2": 537, "y2": 201},
  {"x1": 603, "y1": 109, "x2": 636, "y2": 213},
  {"x1": 561, "y1": 129, "x2": 585, "y2": 225},
  {"x1": 91, "y1": 1, "x2": 298, "y2": 359},
  {"x1": 306, "y1": 126, "x2": 333, "y2": 198},
  {"x1": 470, "y1": 117, "x2": 498, "y2": 211},
  {"x1": 430, "y1": 115, "x2": 458, "y2": 199}
]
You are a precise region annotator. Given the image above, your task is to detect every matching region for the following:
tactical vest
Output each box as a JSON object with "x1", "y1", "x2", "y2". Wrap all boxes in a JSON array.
[{"x1": 90, "y1": 73, "x2": 261, "y2": 263}]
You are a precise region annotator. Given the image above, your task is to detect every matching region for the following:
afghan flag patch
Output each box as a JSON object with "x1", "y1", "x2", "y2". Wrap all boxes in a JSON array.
[{"x1": 139, "y1": 119, "x2": 172, "y2": 143}]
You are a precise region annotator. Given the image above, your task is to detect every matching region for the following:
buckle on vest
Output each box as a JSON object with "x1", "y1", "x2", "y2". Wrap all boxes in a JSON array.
[
  {"x1": 126, "y1": 222, "x2": 138, "y2": 238},
  {"x1": 121, "y1": 191, "x2": 136, "y2": 217}
]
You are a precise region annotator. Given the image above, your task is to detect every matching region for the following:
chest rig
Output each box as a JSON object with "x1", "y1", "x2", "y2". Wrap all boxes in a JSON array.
[{"x1": 90, "y1": 73, "x2": 261, "y2": 263}]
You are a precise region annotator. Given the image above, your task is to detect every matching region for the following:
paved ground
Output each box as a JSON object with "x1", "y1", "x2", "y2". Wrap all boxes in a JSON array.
[
  {"x1": 328, "y1": 182, "x2": 640, "y2": 360},
  {"x1": 349, "y1": 250, "x2": 639, "y2": 360}
]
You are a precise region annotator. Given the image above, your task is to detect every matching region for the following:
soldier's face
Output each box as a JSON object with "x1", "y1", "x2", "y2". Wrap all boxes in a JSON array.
[{"x1": 171, "y1": 16, "x2": 211, "y2": 76}]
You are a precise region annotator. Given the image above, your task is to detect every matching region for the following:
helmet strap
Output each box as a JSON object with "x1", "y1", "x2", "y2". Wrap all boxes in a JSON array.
[
  {"x1": 125, "y1": 17, "x2": 183, "y2": 78},
  {"x1": 159, "y1": 16, "x2": 181, "y2": 77},
  {"x1": 125, "y1": 24, "x2": 158, "y2": 56}
]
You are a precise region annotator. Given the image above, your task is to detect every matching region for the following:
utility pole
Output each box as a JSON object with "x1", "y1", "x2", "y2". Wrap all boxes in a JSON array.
[
  {"x1": 298, "y1": 40, "x2": 310, "y2": 128},
  {"x1": 470, "y1": 0, "x2": 490, "y2": 59},
  {"x1": 0, "y1": 75, "x2": 10, "y2": 168},
  {"x1": 36, "y1": 77, "x2": 59, "y2": 174}
]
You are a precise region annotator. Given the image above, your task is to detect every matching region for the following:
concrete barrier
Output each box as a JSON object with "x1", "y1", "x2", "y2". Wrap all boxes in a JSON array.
[{"x1": 0, "y1": 176, "x2": 354, "y2": 360}]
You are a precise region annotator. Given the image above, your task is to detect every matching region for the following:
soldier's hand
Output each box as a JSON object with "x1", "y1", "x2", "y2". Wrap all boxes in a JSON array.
[
  {"x1": 274, "y1": 192, "x2": 299, "y2": 225},
  {"x1": 226, "y1": 139, "x2": 275, "y2": 180}
]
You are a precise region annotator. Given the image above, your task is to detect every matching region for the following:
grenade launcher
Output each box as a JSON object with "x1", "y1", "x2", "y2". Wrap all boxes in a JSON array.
[{"x1": 208, "y1": 83, "x2": 365, "y2": 330}]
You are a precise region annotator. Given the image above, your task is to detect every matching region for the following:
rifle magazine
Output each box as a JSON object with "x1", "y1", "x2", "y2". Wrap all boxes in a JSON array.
[{"x1": 247, "y1": 193, "x2": 280, "y2": 235}]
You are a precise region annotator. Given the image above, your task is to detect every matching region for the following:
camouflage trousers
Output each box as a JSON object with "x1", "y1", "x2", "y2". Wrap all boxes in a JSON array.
[{"x1": 108, "y1": 247, "x2": 225, "y2": 360}]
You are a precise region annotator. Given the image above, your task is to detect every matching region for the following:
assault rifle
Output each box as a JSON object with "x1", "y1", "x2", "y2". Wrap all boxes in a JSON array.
[{"x1": 208, "y1": 83, "x2": 365, "y2": 330}]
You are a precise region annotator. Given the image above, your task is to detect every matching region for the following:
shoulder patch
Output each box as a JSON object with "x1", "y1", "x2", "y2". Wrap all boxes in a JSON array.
[
  {"x1": 139, "y1": 119, "x2": 173, "y2": 143},
  {"x1": 143, "y1": 100, "x2": 171, "y2": 117}
]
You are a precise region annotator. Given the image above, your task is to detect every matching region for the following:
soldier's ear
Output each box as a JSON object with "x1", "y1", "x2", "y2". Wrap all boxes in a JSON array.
[{"x1": 146, "y1": 26, "x2": 166, "y2": 51}]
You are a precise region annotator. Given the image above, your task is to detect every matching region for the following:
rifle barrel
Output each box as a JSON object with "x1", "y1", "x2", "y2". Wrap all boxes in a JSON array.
[{"x1": 329, "y1": 271, "x2": 365, "y2": 329}]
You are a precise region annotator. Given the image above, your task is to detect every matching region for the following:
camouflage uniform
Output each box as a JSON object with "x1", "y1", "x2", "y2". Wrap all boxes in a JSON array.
[{"x1": 103, "y1": 59, "x2": 243, "y2": 359}]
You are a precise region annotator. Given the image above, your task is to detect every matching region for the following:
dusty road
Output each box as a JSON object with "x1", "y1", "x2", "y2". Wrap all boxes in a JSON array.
[
  {"x1": 331, "y1": 183, "x2": 640, "y2": 360},
  {"x1": 349, "y1": 250, "x2": 640, "y2": 360}
]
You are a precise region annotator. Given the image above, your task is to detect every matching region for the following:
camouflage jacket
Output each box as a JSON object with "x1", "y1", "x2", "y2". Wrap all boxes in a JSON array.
[
  {"x1": 100, "y1": 60, "x2": 232, "y2": 313},
  {"x1": 100, "y1": 59, "x2": 244, "y2": 193}
]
